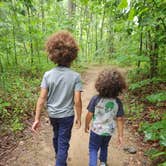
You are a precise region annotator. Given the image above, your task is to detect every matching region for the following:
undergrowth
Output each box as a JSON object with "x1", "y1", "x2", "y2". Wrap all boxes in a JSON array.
[
  {"x1": 0, "y1": 57, "x2": 86, "y2": 135},
  {"x1": 126, "y1": 68, "x2": 166, "y2": 165}
]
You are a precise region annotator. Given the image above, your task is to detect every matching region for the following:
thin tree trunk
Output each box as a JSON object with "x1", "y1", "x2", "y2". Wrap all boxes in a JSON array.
[
  {"x1": 41, "y1": 0, "x2": 45, "y2": 32},
  {"x1": 108, "y1": 17, "x2": 114, "y2": 55},
  {"x1": 6, "y1": 45, "x2": 10, "y2": 65},
  {"x1": 100, "y1": 2, "x2": 106, "y2": 40},
  {"x1": 137, "y1": 26, "x2": 143, "y2": 68},
  {"x1": 90, "y1": 13, "x2": 93, "y2": 58},
  {"x1": 95, "y1": 14, "x2": 98, "y2": 54},
  {"x1": 68, "y1": 0, "x2": 76, "y2": 31},
  {"x1": 0, "y1": 57, "x2": 4, "y2": 73},
  {"x1": 68, "y1": 0, "x2": 76, "y2": 17},
  {"x1": 79, "y1": 6, "x2": 83, "y2": 42},
  {"x1": 11, "y1": 0, "x2": 17, "y2": 64},
  {"x1": 145, "y1": 32, "x2": 148, "y2": 56},
  {"x1": 26, "y1": 6, "x2": 34, "y2": 64}
]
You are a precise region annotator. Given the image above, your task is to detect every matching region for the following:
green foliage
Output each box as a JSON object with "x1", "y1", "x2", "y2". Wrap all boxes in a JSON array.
[
  {"x1": 118, "y1": 0, "x2": 128, "y2": 9},
  {"x1": 128, "y1": 8, "x2": 135, "y2": 21},
  {"x1": 144, "y1": 148, "x2": 166, "y2": 160},
  {"x1": 140, "y1": 115, "x2": 166, "y2": 164},
  {"x1": 158, "y1": 162, "x2": 166, "y2": 166},
  {"x1": 149, "y1": 110, "x2": 162, "y2": 121},
  {"x1": 140, "y1": 115, "x2": 166, "y2": 146},
  {"x1": 0, "y1": 99, "x2": 10, "y2": 118},
  {"x1": 11, "y1": 117, "x2": 24, "y2": 133},
  {"x1": 127, "y1": 103, "x2": 143, "y2": 120},
  {"x1": 146, "y1": 92, "x2": 166, "y2": 103},
  {"x1": 0, "y1": 54, "x2": 86, "y2": 133},
  {"x1": 0, "y1": 0, "x2": 165, "y2": 157},
  {"x1": 129, "y1": 78, "x2": 166, "y2": 90},
  {"x1": 115, "y1": 54, "x2": 149, "y2": 65}
]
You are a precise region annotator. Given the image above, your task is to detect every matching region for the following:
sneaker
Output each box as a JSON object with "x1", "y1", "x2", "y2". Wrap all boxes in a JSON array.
[{"x1": 100, "y1": 162, "x2": 106, "y2": 166}]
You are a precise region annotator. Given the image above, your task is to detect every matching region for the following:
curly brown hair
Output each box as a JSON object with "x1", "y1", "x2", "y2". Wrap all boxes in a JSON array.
[
  {"x1": 45, "y1": 31, "x2": 79, "y2": 66},
  {"x1": 95, "y1": 69, "x2": 127, "y2": 98}
]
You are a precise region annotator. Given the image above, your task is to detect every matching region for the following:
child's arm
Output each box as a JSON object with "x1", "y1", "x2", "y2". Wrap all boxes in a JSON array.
[
  {"x1": 32, "y1": 88, "x2": 48, "y2": 132},
  {"x1": 74, "y1": 91, "x2": 82, "y2": 129},
  {"x1": 85, "y1": 112, "x2": 93, "y2": 133},
  {"x1": 117, "y1": 116, "x2": 124, "y2": 146}
]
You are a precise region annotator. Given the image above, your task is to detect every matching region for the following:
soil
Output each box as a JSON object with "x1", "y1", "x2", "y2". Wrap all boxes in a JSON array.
[{"x1": 0, "y1": 66, "x2": 150, "y2": 166}]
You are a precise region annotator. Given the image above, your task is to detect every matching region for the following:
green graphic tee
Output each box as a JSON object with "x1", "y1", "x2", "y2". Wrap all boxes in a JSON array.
[{"x1": 87, "y1": 96, "x2": 124, "y2": 136}]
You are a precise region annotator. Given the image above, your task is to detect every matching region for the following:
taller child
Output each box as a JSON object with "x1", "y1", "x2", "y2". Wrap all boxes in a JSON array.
[{"x1": 32, "y1": 31, "x2": 82, "y2": 166}]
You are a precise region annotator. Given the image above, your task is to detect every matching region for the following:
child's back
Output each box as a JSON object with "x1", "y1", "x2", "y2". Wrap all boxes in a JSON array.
[
  {"x1": 41, "y1": 66, "x2": 82, "y2": 118},
  {"x1": 89, "y1": 96, "x2": 123, "y2": 136}
]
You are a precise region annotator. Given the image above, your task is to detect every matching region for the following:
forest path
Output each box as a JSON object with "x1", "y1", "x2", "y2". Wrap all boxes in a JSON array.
[{"x1": 6, "y1": 66, "x2": 148, "y2": 166}]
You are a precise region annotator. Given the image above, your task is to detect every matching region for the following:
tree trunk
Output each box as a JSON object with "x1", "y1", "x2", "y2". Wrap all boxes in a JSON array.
[
  {"x1": 148, "y1": 30, "x2": 159, "y2": 78},
  {"x1": 40, "y1": 0, "x2": 45, "y2": 32},
  {"x1": 68, "y1": 0, "x2": 76, "y2": 31},
  {"x1": 95, "y1": 14, "x2": 98, "y2": 54},
  {"x1": 11, "y1": 0, "x2": 17, "y2": 64},
  {"x1": 137, "y1": 26, "x2": 143, "y2": 68},
  {"x1": 0, "y1": 57, "x2": 4, "y2": 73},
  {"x1": 26, "y1": 6, "x2": 34, "y2": 64},
  {"x1": 100, "y1": 2, "x2": 106, "y2": 40},
  {"x1": 68, "y1": 0, "x2": 76, "y2": 17}
]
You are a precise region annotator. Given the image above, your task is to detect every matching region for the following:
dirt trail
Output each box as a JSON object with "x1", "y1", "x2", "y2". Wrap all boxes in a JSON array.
[{"x1": 5, "y1": 66, "x2": 149, "y2": 166}]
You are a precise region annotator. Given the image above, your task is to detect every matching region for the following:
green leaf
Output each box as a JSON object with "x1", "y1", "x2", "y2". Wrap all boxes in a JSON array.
[
  {"x1": 118, "y1": 0, "x2": 128, "y2": 9},
  {"x1": 144, "y1": 148, "x2": 166, "y2": 160},
  {"x1": 159, "y1": 134, "x2": 166, "y2": 147},
  {"x1": 137, "y1": 8, "x2": 148, "y2": 16},
  {"x1": 144, "y1": 148, "x2": 159, "y2": 157},
  {"x1": 146, "y1": 92, "x2": 166, "y2": 103},
  {"x1": 128, "y1": 8, "x2": 135, "y2": 21},
  {"x1": 151, "y1": 151, "x2": 166, "y2": 159},
  {"x1": 158, "y1": 162, "x2": 166, "y2": 166},
  {"x1": 144, "y1": 131, "x2": 156, "y2": 141}
]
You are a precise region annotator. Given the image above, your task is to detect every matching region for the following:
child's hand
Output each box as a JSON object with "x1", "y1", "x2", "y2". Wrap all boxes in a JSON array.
[
  {"x1": 117, "y1": 136, "x2": 124, "y2": 148},
  {"x1": 31, "y1": 120, "x2": 40, "y2": 133},
  {"x1": 75, "y1": 119, "x2": 81, "y2": 129},
  {"x1": 85, "y1": 125, "x2": 89, "y2": 133}
]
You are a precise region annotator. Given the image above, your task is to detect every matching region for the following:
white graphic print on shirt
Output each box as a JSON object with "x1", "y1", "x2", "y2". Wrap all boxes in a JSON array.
[{"x1": 91, "y1": 98, "x2": 118, "y2": 136}]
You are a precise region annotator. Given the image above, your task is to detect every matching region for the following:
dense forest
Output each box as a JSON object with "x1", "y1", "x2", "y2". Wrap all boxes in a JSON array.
[{"x1": 0, "y1": 0, "x2": 166, "y2": 165}]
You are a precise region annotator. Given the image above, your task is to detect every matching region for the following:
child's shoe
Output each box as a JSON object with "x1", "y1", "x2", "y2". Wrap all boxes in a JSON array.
[{"x1": 100, "y1": 162, "x2": 106, "y2": 166}]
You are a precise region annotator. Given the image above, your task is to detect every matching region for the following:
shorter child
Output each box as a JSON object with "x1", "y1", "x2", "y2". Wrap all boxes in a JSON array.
[{"x1": 85, "y1": 69, "x2": 126, "y2": 166}]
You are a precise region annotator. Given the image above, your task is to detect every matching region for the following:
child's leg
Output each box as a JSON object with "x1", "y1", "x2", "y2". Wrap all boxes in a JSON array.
[
  {"x1": 50, "y1": 118, "x2": 59, "y2": 155},
  {"x1": 99, "y1": 136, "x2": 111, "y2": 163},
  {"x1": 56, "y1": 116, "x2": 74, "y2": 166},
  {"x1": 89, "y1": 131, "x2": 102, "y2": 166}
]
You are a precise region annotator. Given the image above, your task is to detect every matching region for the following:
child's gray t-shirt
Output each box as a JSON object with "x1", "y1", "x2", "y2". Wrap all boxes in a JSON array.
[{"x1": 41, "y1": 66, "x2": 82, "y2": 118}]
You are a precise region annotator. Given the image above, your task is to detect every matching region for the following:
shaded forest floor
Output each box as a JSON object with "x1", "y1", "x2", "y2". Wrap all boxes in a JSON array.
[{"x1": 0, "y1": 66, "x2": 152, "y2": 166}]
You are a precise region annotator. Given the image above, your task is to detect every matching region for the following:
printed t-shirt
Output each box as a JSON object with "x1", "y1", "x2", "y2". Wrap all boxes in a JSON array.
[{"x1": 87, "y1": 95, "x2": 124, "y2": 136}]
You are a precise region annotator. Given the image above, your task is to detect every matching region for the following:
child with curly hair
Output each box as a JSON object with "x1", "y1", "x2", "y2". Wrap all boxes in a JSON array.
[
  {"x1": 85, "y1": 69, "x2": 126, "y2": 166},
  {"x1": 32, "y1": 31, "x2": 82, "y2": 166}
]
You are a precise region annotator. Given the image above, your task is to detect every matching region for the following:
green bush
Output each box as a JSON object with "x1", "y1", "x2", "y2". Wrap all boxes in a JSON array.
[
  {"x1": 140, "y1": 114, "x2": 166, "y2": 165},
  {"x1": 140, "y1": 118, "x2": 166, "y2": 146}
]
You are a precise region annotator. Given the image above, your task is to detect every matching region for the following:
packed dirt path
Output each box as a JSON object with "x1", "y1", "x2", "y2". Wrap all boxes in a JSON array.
[{"x1": 5, "y1": 66, "x2": 149, "y2": 166}]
